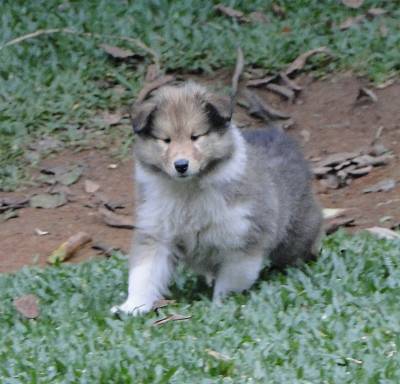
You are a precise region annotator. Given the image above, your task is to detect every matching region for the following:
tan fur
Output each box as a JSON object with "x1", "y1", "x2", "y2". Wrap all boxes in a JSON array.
[{"x1": 133, "y1": 83, "x2": 232, "y2": 179}]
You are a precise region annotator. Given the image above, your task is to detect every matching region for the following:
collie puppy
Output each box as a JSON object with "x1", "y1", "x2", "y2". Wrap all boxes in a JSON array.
[{"x1": 112, "y1": 82, "x2": 322, "y2": 315}]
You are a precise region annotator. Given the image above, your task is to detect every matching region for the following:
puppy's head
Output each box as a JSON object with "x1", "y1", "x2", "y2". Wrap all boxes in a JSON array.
[{"x1": 132, "y1": 82, "x2": 234, "y2": 180}]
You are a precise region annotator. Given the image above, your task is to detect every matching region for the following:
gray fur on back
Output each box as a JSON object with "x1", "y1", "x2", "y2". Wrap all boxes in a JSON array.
[{"x1": 227, "y1": 127, "x2": 322, "y2": 267}]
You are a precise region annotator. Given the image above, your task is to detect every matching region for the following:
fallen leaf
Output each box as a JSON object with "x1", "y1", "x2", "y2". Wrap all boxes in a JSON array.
[
  {"x1": 84, "y1": 180, "x2": 100, "y2": 194},
  {"x1": 339, "y1": 15, "x2": 365, "y2": 30},
  {"x1": 323, "y1": 208, "x2": 349, "y2": 220},
  {"x1": 342, "y1": 0, "x2": 364, "y2": 8},
  {"x1": 285, "y1": 47, "x2": 331, "y2": 76},
  {"x1": 108, "y1": 163, "x2": 118, "y2": 169},
  {"x1": 153, "y1": 313, "x2": 192, "y2": 326},
  {"x1": 313, "y1": 166, "x2": 332, "y2": 177},
  {"x1": 347, "y1": 165, "x2": 372, "y2": 177},
  {"x1": 136, "y1": 75, "x2": 175, "y2": 104},
  {"x1": 99, "y1": 111, "x2": 123, "y2": 126},
  {"x1": 152, "y1": 299, "x2": 176, "y2": 311},
  {"x1": 320, "y1": 174, "x2": 341, "y2": 190},
  {"x1": 356, "y1": 87, "x2": 377, "y2": 104},
  {"x1": 367, "y1": 8, "x2": 387, "y2": 17},
  {"x1": 271, "y1": 3, "x2": 286, "y2": 18},
  {"x1": 145, "y1": 64, "x2": 161, "y2": 82},
  {"x1": 30, "y1": 193, "x2": 67, "y2": 209},
  {"x1": 244, "y1": 90, "x2": 291, "y2": 121},
  {"x1": 98, "y1": 207, "x2": 134, "y2": 229},
  {"x1": 47, "y1": 232, "x2": 92, "y2": 264},
  {"x1": 246, "y1": 75, "x2": 277, "y2": 87},
  {"x1": 365, "y1": 227, "x2": 400, "y2": 240},
  {"x1": 249, "y1": 11, "x2": 268, "y2": 23},
  {"x1": 369, "y1": 142, "x2": 389, "y2": 157},
  {"x1": 56, "y1": 165, "x2": 84, "y2": 186},
  {"x1": 214, "y1": 4, "x2": 248, "y2": 22},
  {"x1": 206, "y1": 349, "x2": 231, "y2": 361},
  {"x1": 1, "y1": 209, "x2": 18, "y2": 222},
  {"x1": 100, "y1": 44, "x2": 136, "y2": 59},
  {"x1": 92, "y1": 242, "x2": 119, "y2": 257},
  {"x1": 376, "y1": 78, "x2": 395, "y2": 89},
  {"x1": 318, "y1": 152, "x2": 360, "y2": 167},
  {"x1": 266, "y1": 83, "x2": 295, "y2": 102},
  {"x1": 363, "y1": 178, "x2": 396, "y2": 193},
  {"x1": 279, "y1": 72, "x2": 303, "y2": 91},
  {"x1": 35, "y1": 228, "x2": 49, "y2": 236},
  {"x1": 325, "y1": 217, "x2": 355, "y2": 235},
  {"x1": 0, "y1": 197, "x2": 29, "y2": 213},
  {"x1": 300, "y1": 129, "x2": 311, "y2": 143},
  {"x1": 13, "y1": 294, "x2": 40, "y2": 319}
]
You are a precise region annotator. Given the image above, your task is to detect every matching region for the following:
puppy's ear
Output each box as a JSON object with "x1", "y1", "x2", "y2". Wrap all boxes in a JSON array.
[
  {"x1": 203, "y1": 95, "x2": 231, "y2": 131},
  {"x1": 131, "y1": 102, "x2": 157, "y2": 135}
]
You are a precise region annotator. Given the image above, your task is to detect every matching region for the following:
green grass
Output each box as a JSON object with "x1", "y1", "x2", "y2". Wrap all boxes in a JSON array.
[
  {"x1": 1, "y1": 0, "x2": 400, "y2": 190},
  {"x1": 1, "y1": 231, "x2": 400, "y2": 383}
]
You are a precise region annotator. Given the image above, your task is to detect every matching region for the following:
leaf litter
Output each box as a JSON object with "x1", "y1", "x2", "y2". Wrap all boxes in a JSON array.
[
  {"x1": 47, "y1": 232, "x2": 92, "y2": 264},
  {"x1": 13, "y1": 294, "x2": 40, "y2": 319}
]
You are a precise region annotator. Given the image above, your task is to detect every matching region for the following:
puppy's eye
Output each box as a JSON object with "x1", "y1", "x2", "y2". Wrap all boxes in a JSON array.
[
  {"x1": 191, "y1": 131, "x2": 208, "y2": 141},
  {"x1": 162, "y1": 138, "x2": 171, "y2": 144}
]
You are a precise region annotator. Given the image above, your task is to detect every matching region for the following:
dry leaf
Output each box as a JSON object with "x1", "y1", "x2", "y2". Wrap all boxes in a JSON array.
[
  {"x1": 325, "y1": 217, "x2": 355, "y2": 235},
  {"x1": 35, "y1": 228, "x2": 49, "y2": 236},
  {"x1": 285, "y1": 47, "x2": 331, "y2": 76},
  {"x1": 271, "y1": 3, "x2": 286, "y2": 18},
  {"x1": 279, "y1": 72, "x2": 303, "y2": 91},
  {"x1": 230, "y1": 46, "x2": 244, "y2": 115},
  {"x1": 13, "y1": 294, "x2": 40, "y2": 319},
  {"x1": 365, "y1": 227, "x2": 400, "y2": 240},
  {"x1": 246, "y1": 75, "x2": 277, "y2": 87},
  {"x1": 145, "y1": 64, "x2": 161, "y2": 82},
  {"x1": 376, "y1": 78, "x2": 395, "y2": 89},
  {"x1": 249, "y1": 11, "x2": 268, "y2": 23},
  {"x1": 266, "y1": 83, "x2": 295, "y2": 102},
  {"x1": 214, "y1": 4, "x2": 248, "y2": 22},
  {"x1": 92, "y1": 242, "x2": 119, "y2": 257},
  {"x1": 153, "y1": 313, "x2": 192, "y2": 326},
  {"x1": 98, "y1": 207, "x2": 134, "y2": 229},
  {"x1": 136, "y1": 75, "x2": 175, "y2": 104},
  {"x1": 339, "y1": 15, "x2": 365, "y2": 30},
  {"x1": 347, "y1": 165, "x2": 372, "y2": 177},
  {"x1": 47, "y1": 232, "x2": 92, "y2": 264},
  {"x1": 356, "y1": 87, "x2": 377, "y2": 103},
  {"x1": 100, "y1": 111, "x2": 123, "y2": 126},
  {"x1": 0, "y1": 197, "x2": 29, "y2": 213},
  {"x1": 318, "y1": 152, "x2": 360, "y2": 167},
  {"x1": 58, "y1": 166, "x2": 83, "y2": 186},
  {"x1": 1, "y1": 209, "x2": 18, "y2": 222},
  {"x1": 152, "y1": 299, "x2": 176, "y2": 311},
  {"x1": 323, "y1": 208, "x2": 349, "y2": 220},
  {"x1": 30, "y1": 193, "x2": 67, "y2": 209},
  {"x1": 244, "y1": 90, "x2": 291, "y2": 120},
  {"x1": 363, "y1": 178, "x2": 396, "y2": 193},
  {"x1": 100, "y1": 44, "x2": 136, "y2": 59},
  {"x1": 84, "y1": 180, "x2": 100, "y2": 194},
  {"x1": 206, "y1": 349, "x2": 231, "y2": 361},
  {"x1": 367, "y1": 8, "x2": 387, "y2": 17},
  {"x1": 342, "y1": 0, "x2": 364, "y2": 8}
]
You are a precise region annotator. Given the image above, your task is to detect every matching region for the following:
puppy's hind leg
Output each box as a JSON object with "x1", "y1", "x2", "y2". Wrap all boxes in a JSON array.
[
  {"x1": 112, "y1": 233, "x2": 173, "y2": 316},
  {"x1": 212, "y1": 249, "x2": 264, "y2": 305}
]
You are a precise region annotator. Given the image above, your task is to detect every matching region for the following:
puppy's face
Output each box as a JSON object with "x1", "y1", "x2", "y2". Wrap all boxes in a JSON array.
[{"x1": 132, "y1": 83, "x2": 234, "y2": 180}]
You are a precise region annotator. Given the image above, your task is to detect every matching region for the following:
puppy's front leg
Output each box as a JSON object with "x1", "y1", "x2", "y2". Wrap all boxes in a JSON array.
[
  {"x1": 213, "y1": 249, "x2": 264, "y2": 304},
  {"x1": 112, "y1": 232, "x2": 172, "y2": 316}
]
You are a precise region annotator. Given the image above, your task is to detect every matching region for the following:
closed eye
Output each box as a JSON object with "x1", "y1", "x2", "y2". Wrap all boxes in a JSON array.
[
  {"x1": 151, "y1": 134, "x2": 171, "y2": 143},
  {"x1": 191, "y1": 131, "x2": 209, "y2": 141}
]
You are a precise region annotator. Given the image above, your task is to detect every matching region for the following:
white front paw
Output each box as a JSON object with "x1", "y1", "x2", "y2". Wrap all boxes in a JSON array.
[{"x1": 111, "y1": 297, "x2": 154, "y2": 316}]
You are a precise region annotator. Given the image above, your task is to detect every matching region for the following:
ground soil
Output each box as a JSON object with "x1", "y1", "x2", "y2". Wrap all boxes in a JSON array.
[{"x1": 1, "y1": 73, "x2": 399, "y2": 273}]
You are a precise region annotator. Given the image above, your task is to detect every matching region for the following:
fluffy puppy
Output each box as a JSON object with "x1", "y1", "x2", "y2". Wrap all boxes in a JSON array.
[{"x1": 112, "y1": 82, "x2": 323, "y2": 315}]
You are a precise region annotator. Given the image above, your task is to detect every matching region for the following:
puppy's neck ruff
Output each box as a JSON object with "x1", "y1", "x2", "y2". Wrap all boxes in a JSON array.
[{"x1": 136, "y1": 124, "x2": 247, "y2": 192}]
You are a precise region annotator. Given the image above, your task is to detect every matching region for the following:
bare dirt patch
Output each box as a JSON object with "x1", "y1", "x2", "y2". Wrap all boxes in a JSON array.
[{"x1": 1, "y1": 74, "x2": 399, "y2": 273}]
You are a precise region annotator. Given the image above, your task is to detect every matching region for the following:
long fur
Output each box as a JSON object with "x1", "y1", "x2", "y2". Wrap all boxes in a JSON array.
[{"x1": 112, "y1": 82, "x2": 323, "y2": 315}]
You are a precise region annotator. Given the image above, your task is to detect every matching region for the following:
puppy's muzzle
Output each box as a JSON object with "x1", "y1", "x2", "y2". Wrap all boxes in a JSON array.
[{"x1": 174, "y1": 159, "x2": 189, "y2": 174}]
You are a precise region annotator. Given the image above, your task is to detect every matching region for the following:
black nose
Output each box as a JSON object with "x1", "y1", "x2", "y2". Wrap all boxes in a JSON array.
[{"x1": 174, "y1": 159, "x2": 189, "y2": 174}]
